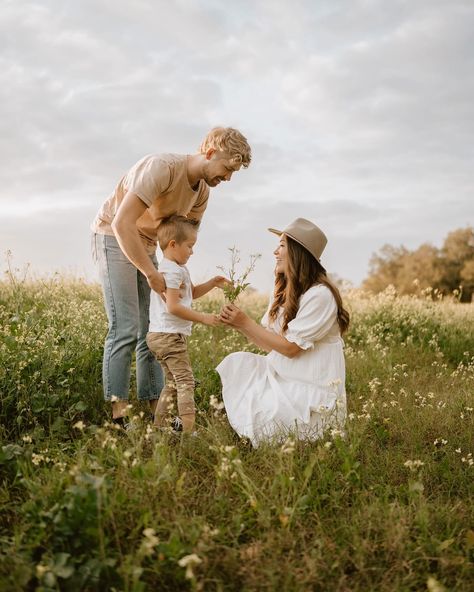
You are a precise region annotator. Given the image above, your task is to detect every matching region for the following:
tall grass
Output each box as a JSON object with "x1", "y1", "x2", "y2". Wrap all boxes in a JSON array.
[{"x1": 0, "y1": 274, "x2": 473, "y2": 591}]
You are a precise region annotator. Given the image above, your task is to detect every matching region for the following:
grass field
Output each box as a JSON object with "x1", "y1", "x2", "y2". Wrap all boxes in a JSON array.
[{"x1": 0, "y1": 275, "x2": 473, "y2": 591}]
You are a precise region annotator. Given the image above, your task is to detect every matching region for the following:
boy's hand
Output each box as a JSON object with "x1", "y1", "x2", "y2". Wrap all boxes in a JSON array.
[
  {"x1": 201, "y1": 313, "x2": 221, "y2": 327},
  {"x1": 213, "y1": 275, "x2": 232, "y2": 289}
]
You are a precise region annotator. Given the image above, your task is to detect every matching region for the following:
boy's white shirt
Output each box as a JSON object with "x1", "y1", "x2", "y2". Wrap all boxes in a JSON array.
[{"x1": 149, "y1": 257, "x2": 193, "y2": 335}]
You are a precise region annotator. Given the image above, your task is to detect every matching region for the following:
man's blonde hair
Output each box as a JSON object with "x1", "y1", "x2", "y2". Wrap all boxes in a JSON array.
[
  {"x1": 199, "y1": 127, "x2": 251, "y2": 168},
  {"x1": 157, "y1": 215, "x2": 199, "y2": 251}
]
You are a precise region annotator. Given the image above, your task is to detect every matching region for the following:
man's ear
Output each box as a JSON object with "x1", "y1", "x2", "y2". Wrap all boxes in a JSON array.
[{"x1": 205, "y1": 148, "x2": 216, "y2": 160}]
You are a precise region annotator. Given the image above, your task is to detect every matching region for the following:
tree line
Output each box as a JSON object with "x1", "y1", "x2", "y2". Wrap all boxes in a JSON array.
[{"x1": 363, "y1": 227, "x2": 474, "y2": 302}]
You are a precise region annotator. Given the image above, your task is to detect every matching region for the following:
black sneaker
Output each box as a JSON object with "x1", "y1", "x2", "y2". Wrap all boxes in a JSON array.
[
  {"x1": 112, "y1": 416, "x2": 126, "y2": 428},
  {"x1": 112, "y1": 416, "x2": 137, "y2": 432},
  {"x1": 171, "y1": 417, "x2": 183, "y2": 432}
]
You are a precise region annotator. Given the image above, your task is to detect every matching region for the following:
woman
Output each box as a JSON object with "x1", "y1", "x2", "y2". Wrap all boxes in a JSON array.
[{"x1": 217, "y1": 218, "x2": 350, "y2": 446}]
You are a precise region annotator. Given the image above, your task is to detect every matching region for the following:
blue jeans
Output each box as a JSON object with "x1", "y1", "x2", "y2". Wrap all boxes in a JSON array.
[{"x1": 92, "y1": 233, "x2": 164, "y2": 401}]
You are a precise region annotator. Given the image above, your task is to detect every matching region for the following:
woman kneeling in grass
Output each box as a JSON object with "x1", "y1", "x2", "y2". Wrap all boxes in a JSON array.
[{"x1": 217, "y1": 218, "x2": 350, "y2": 446}]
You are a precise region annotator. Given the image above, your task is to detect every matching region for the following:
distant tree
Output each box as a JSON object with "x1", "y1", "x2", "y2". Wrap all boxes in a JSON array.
[
  {"x1": 460, "y1": 259, "x2": 474, "y2": 300},
  {"x1": 396, "y1": 244, "x2": 442, "y2": 294},
  {"x1": 363, "y1": 227, "x2": 474, "y2": 302},
  {"x1": 438, "y1": 228, "x2": 474, "y2": 300},
  {"x1": 363, "y1": 245, "x2": 409, "y2": 294}
]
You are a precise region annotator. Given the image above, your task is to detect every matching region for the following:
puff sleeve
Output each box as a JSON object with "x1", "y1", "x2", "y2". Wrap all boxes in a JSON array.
[{"x1": 284, "y1": 285, "x2": 338, "y2": 350}]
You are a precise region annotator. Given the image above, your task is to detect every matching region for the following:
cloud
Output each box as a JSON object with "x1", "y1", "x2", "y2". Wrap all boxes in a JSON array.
[{"x1": 0, "y1": 0, "x2": 472, "y2": 290}]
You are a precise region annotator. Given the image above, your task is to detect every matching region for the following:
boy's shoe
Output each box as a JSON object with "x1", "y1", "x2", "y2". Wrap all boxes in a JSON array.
[
  {"x1": 112, "y1": 416, "x2": 127, "y2": 429},
  {"x1": 171, "y1": 417, "x2": 183, "y2": 432}
]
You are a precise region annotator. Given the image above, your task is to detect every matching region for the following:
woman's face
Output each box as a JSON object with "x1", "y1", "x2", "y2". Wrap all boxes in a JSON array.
[{"x1": 274, "y1": 234, "x2": 288, "y2": 275}]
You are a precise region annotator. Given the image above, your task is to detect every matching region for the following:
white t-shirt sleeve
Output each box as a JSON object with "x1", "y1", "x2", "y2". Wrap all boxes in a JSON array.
[
  {"x1": 285, "y1": 286, "x2": 338, "y2": 350},
  {"x1": 125, "y1": 156, "x2": 172, "y2": 207},
  {"x1": 160, "y1": 261, "x2": 184, "y2": 289}
]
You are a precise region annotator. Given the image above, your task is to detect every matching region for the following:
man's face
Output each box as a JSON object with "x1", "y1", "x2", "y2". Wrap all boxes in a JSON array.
[{"x1": 202, "y1": 150, "x2": 242, "y2": 187}]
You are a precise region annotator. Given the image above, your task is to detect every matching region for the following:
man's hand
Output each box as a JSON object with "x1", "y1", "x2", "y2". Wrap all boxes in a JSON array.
[{"x1": 146, "y1": 270, "x2": 166, "y2": 294}]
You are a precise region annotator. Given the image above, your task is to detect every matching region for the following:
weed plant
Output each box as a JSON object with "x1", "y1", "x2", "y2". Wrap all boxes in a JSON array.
[{"x1": 0, "y1": 275, "x2": 473, "y2": 591}]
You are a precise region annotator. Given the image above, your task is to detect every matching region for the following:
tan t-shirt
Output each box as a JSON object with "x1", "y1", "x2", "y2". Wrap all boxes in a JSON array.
[{"x1": 91, "y1": 153, "x2": 210, "y2": 253}]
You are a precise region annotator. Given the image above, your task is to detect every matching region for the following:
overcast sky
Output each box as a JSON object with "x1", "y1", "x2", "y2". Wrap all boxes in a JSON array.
[{"x1": 1, "y1": 0, "x2": 473, "y2": 292}]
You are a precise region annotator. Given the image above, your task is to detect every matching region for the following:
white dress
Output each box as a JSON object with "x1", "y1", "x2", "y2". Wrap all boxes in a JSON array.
[{"x1": 216, "y1": 285, "x2": 346, "y2": 446}]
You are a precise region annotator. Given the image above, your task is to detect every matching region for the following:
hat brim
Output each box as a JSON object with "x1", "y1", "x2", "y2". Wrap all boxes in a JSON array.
[
  {"x1": 268, "y1": 227, "x2": 283, "y2": 236},
  {"x1": 267, "y1": 227, "x2": 326, "y2": 271}
]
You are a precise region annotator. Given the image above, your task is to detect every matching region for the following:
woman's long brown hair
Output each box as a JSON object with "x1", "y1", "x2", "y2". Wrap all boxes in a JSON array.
[{"x1": 269, "y1": 235, "x2": 350, "y2": 335}]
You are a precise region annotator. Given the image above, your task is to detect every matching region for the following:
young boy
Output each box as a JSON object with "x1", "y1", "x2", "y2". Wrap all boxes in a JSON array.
[{"x1": 146, "y1": 215, "x2": 227, "y2": 433}]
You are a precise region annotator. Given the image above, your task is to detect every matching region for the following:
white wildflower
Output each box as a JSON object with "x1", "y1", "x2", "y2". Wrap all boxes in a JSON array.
[
  {"x1": 31, "y1": 453, "x2": 44, "y2": 465},
  {"x1": 140, "y1": 528, "x2": 159, "y2": 557},
  {"x1": 404, "y1": 459, "x2": 424, "y2": 471},
  {"x1": 178, "y1": 553, "x2": 202, "y2": 580},
  {"x1": 281, "y1": 437, "x2": 296, "y2": 455}
]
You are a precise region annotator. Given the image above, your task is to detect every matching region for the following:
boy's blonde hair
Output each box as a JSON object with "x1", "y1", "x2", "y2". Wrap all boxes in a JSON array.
[
  {"x1": 199, "y1": 127, "x2": 251, "y2": 168},
  {"x1": 157, "y1": 215, "x2": 199, "y2": 251}
]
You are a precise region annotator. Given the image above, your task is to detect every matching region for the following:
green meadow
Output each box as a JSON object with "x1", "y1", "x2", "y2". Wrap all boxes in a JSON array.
[{"x1": 0, "y1": 275, "x2": 473, "y2": 591}]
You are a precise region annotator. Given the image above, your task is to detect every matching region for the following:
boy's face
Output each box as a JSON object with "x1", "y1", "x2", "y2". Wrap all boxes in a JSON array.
[
  {"x1": 169, "y1": 231, "x2": 198, "y2": 265},
  {"x1": 202, "y1": 150, "x2": 242, "y2": 187}
]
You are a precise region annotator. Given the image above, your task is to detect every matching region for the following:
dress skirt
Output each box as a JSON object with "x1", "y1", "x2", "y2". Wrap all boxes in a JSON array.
[{"x1": 216, "y1": 340, "x2": 346, "y2": 447}]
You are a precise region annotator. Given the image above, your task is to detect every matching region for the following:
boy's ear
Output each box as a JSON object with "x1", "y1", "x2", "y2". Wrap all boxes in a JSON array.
[
  {"x1": 205, "y1": 148, "x2": 216, "y2": 160},
  {"x1": 168, "y1": 239, "x2": 176, "y2": 248}
]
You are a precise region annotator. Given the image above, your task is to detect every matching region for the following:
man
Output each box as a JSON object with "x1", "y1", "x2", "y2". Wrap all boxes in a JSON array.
[{"x1": 91, "y1": 127, "x2": 252, "y2": 425}]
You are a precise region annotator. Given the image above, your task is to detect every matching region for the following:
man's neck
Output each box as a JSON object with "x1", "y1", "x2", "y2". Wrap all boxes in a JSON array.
[{"x1": 186, "y1": 154, "x2": 205, "y2": 189}]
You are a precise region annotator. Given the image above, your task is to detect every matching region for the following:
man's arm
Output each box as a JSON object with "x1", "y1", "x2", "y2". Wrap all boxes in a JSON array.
[{"x1": 111, "y1": 191, "x2": 165, "y2": 293}]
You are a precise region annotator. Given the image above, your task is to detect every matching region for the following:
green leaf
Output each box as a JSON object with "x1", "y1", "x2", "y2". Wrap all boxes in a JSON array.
[{"x1": 438, "y1": 538, "x2": 455, "y2": 552}]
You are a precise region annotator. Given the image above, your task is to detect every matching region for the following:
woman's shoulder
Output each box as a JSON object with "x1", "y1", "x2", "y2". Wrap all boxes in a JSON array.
[
  {"x1": 301, "y1": 283, "x2": 333, "y2": 302},
  {"x1": 297, "y1": 284, "x2": 337, "y2": 314}
]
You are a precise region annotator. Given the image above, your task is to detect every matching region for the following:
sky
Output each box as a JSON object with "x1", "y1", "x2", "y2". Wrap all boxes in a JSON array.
[{"x1": 1, "y1": 0, "x2": 473, "y2": 293}]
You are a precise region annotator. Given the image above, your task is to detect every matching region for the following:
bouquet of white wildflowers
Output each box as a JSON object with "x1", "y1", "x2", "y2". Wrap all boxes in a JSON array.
[{"x1": 217, "y1": 247, "x2": 261, "y2": 303}]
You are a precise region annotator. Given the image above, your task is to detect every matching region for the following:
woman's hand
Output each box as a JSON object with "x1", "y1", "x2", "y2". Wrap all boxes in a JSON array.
[{"x1": 219, "y1": 303, "x2": 249, "y2": 329}]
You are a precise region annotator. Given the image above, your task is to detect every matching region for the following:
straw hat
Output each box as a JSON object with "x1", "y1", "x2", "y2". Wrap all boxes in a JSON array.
[{"x1": 268, "y1": 218, "x2": 328, "y2": 265}]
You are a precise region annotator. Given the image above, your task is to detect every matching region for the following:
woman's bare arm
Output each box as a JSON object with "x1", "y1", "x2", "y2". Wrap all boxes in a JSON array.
[{"x1": 220, "y1": 304, "x2": 303, "y2": 358}]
